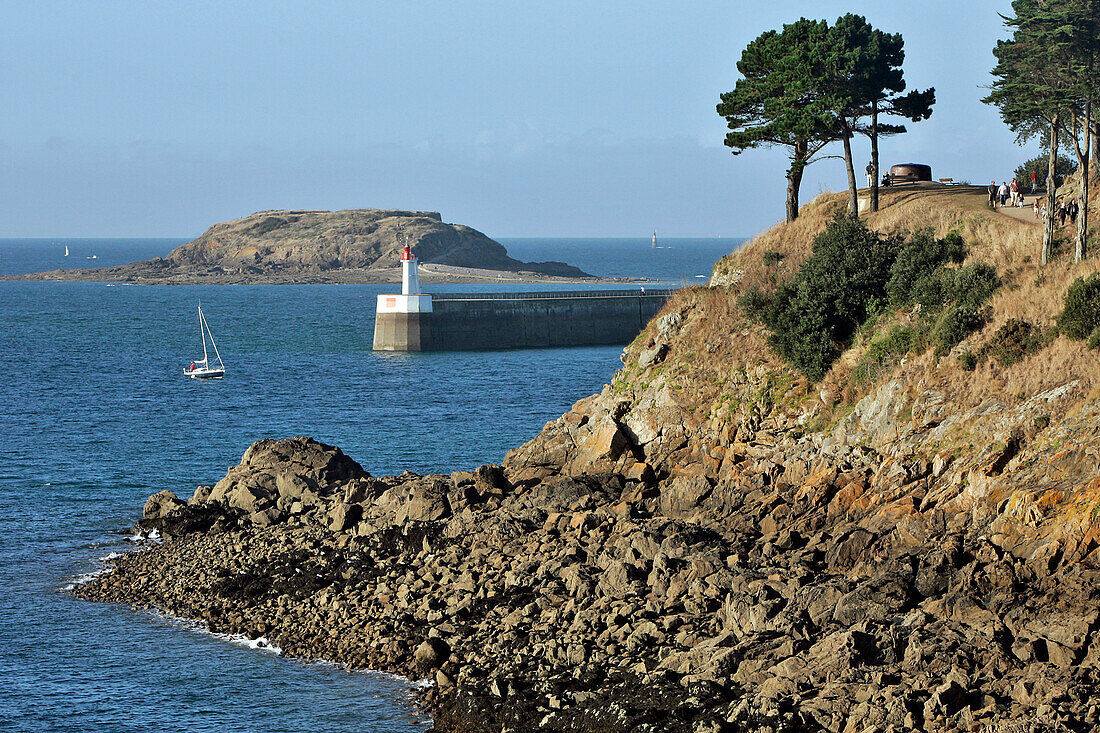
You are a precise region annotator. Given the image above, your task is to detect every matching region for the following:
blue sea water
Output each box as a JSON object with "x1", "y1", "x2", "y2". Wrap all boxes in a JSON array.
[{"x1": 0, "y1": 236, "x2": 740, "y2": 732}]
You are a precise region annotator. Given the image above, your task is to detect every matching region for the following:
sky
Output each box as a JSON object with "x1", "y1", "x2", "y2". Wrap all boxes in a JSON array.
[{"x1": 0, "y1": 0, "x2": 1027, "y2": 238}]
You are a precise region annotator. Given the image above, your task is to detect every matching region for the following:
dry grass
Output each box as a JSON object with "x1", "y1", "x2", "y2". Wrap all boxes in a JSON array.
[
  {"x1": 652, "y1": 182, "x2": 1100, "y2": 431},
  {"x1": 713, "y1": 193, "x2": 848, "y2": 297}
]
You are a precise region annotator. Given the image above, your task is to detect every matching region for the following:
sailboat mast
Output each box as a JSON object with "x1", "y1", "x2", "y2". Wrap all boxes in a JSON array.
[{"x1": 199, "y1": 305, "x2": 209, "y2": 365}]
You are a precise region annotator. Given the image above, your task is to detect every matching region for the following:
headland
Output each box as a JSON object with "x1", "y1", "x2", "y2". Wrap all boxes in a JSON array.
[{"x1": 74, "y1": 184, "x2": 1100, "y2": 731}]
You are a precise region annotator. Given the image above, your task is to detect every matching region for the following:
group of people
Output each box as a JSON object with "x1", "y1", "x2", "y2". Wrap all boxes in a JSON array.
[
  {"x1": 988, "y1": 177, "x2": 1081, "y2": 226},
  {"x1": 987, "y1": 179, "x2": 1026, "y2": 208},
  {"x1": 865, "y1": 161, "x2": 894, "y2": 188},
  {"x1": 1032, "y1": 197, "x2": 1080, "y2": 226}
]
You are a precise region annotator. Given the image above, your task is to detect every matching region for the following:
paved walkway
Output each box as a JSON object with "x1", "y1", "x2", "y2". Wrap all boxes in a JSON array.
[{"x1": 995, "y1": 201, "x2": 1042, "y2": 225}]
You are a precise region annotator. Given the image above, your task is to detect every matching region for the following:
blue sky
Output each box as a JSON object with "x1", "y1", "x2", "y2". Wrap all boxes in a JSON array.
[{"x1": 1, "y1": 1, "x2": 1024, "y2": 237}]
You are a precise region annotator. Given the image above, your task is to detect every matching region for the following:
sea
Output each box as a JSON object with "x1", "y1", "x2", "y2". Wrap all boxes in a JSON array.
[{"x1": 0, "y1": 236, "x2": 740, "y2": 732}]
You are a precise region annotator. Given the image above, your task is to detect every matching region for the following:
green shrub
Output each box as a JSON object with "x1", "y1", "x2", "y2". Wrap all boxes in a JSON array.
[
  {"x1": 1087, "y1": 328, "x2": 1100, "y2": 351},
  {"x1": 900, "y1": 262, "x2": 999, "y2": 318},
  {"x1": 762, "y1": 250, "x2": 785, "y2": 267},
  {"x1": 248, "y1": 216, "x2": 289, "y2": 235},
  {"x1": 1057, "y1": 274, "x2": 1100, "y2": 339},
  {"x1": 981, "y1": 319, "x2": 1045, "y2": 366},
  {"x1": 737, "y1": 288, "x2": 771, "y2": 320},
  {"x1": 748, "y1": 217, "x2": 998, "y2": 383},
  {"x1": 853, "y1": 324, "x2": 922, "y2": 384},
  {"x1": 934, "y1": 305, "x2": 986, "y2": 356},
  {"x1": 958, "y1": 350, "x2": 977, "y2": 371},
  {"x1": 760, "y1": 214, "x2": 898, "y2": 381},
  {"x1": 945, "y1": 263, "x2": 1000, "y2": 309},
  {"x1": 886, "y1": 230, "x2": 966, "y2": 307}
]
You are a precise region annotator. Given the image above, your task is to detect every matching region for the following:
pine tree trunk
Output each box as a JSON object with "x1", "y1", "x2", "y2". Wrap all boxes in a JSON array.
[
  {"x1": 841, "y1": 120, "x2": 859, "y2": 215},
  {"x1": 785, "y1": 139, "x2": 807, "y2": 223},
  {"x1": 870, "y1": 104, "x2": 880, "y2": 213},
  {"x1": 785, "y1": 171, "x2": 802, "y2": 223},
  {"x1": 1044, "y1": 117, "x2": 1059, "y2": 266},
  {"x1": 1079, "y1": 102, "x2": 1091, "y2": 262},
  {"x1": 1092, "y1": 120, "x2": 1100, "y2": 179}
]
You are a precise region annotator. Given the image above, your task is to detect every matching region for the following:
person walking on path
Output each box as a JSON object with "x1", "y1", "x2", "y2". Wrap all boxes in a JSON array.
[
  {"x1": 1058, "y1": 200, "x2": 1068, "y2": 226},
  {"x1": 1030, "y1": 170, "x2": 1037, "y2": 193},
  {"x1": 989, "y1": 181, "x2": 998, "y2": 209},
  {"x1": 1034, "y1": 198, "x2": 1041, "y2": 219},
  {"x1": 999, "y1": 182, "x2": 1009, "y2": 207},
  {"x1": 1069, "y1": 200, "x2": 1079, "y2": 225},
  {"x1": 1010, "y1": 178, "x2": 1020, "y2": 206},
  {"x1": 865, "y1": 161, "x2": 874, "y2": 188}
]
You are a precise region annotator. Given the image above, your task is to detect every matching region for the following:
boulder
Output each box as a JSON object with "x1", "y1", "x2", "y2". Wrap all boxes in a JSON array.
[
  {"x1": 327, "y1": 502, "x2": 362, "y2": 532},
  {"x1": 659, "y1": 475, "x2": 714, "y2": 517},
  {"x1": 143, "y1": 490, "x2": 186, "y2": 520},
  {"x1": 414, "y1": 637, "x2": 451, "y2": 670},
  {"x1": 398, "y1": 478, "x2": 452, "y2": 524}
]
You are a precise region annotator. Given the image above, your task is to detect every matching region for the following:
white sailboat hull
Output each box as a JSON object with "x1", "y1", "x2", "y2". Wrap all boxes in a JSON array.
[{"x1": 185, "y1": 367, "x2": 224, "y2": 379}]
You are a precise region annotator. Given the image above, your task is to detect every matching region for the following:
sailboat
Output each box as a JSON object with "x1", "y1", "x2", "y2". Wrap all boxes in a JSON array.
[
  {"x1": 652, "y1": 231, "x2": 657, "y2": 248},
  {"x1": 185, "y1": 304, "x2": 225, "y2": 379},
  {"x1": 64, "y1": 245, "x2": 69, "y2": 257}
]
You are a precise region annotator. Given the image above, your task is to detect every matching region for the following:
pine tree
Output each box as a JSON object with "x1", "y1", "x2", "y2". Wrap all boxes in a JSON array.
[
  {"x1": 718, "y1": 17, "x2": 932, "y2": 221},
  {"x1": 824, "y1": 15, "x2": 934, "y2": 215},
  {"x1": 985, "y1": 0, "x2": 1082, "y2": 264},
  {"x1": 717, "y1": 19, "x2": 838, "y2": 222}
]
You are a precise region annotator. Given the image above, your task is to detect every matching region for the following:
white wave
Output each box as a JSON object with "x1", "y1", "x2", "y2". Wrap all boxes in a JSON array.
[
  {"x1": 61, "y1": 549, "x2": 133, "y2": 591},
  {"x1": 156, "y1": 612, "x2": 284, "y2": 655},
  {"x1": 127, "y1": 527, "x2": 161, "y2": 543},
  {"x1": 224, "y1": 633, "x2": 283, "y2": 654},
  {"x1": 61, "y1": 568, "x2": 108, "y2": 591}
]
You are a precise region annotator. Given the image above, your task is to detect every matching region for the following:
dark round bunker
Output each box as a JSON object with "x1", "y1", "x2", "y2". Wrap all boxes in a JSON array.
[{"x1": 889, "y1": 163, "x2": 933, "y2": 182}]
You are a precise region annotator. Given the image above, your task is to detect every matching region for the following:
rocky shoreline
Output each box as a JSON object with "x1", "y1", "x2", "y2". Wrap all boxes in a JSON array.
[
  {"x1": 70, "y1": 190, "x2": 1100, "y2": 731},
  {"x1": 73, "y1": 396, "x2": 1100, "y2": 732}
]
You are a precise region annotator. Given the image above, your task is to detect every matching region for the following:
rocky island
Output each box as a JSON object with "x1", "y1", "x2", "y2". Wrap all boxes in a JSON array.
[
  {"x1": 75, "y1": 186, "x2": 1100, "y2": 731},
  {"x1": 11, "y1": 209, "x2": 592, "y2": 284}
]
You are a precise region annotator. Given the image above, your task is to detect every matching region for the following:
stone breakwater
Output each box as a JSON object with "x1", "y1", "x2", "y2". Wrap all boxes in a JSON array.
[{"x1": 73, "y1": 424, "x2": 1100, "y2": 731}]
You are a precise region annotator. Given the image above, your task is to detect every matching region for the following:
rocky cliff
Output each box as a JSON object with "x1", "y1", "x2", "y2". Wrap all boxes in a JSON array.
[
  {"x1": 15, "y1": 209, "x2": 590, "y2": 284},
  {"x1": 75, "y1": 187, "x2": 1100, "y2": 731}
]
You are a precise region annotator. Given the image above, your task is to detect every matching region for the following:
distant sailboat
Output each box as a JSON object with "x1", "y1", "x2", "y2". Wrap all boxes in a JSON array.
[
  {"x1": 652, "y1": 231, "x2": 657, "y2": 248},
  {"x1": 64, "y1": 245, "x2": 69, "y2": 257},
  {"x1": 185, "y1": 304, "x2": 225, "y2": 379}
]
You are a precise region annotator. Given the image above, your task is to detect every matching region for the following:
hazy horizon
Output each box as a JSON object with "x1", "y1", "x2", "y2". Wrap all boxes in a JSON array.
[{"x1": 2, "y1": 1, "x2": 1023, "y2": 238}]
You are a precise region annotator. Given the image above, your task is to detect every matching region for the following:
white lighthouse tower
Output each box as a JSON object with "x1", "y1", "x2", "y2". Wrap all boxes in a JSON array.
[
  {"x1": 377, "y1": 243, "x2": 433, "y2": 315},
  {"x1": 374, "y1": 242, "x2": 433, "y2": 350},
  {"x1": 401, "y1": 244, "x2": 422, "y2": 297}
]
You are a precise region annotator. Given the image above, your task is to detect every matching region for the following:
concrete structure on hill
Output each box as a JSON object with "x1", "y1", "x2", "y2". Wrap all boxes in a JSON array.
[{"x1": 373, "y1": 251, "x2": 672, "y2": 351}]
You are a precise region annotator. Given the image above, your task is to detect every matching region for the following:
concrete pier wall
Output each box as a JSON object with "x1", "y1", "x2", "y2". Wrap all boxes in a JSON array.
[{"x1": 373, "y1": 289, "x2": 673, "y2": 351}]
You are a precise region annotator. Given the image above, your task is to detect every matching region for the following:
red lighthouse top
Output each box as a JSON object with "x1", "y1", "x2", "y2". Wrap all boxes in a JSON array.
[{"x1": 401, "y1": 244, "x2": 413, "y2": 261}]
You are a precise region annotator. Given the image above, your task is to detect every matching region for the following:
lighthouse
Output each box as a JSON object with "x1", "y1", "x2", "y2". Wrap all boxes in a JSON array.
[
  {"x1": 401, "y1": 244, "x2": 421, "y2": 296},
  {"x1": 373, "y1": 242, "x2": 433, "y2": 350}
]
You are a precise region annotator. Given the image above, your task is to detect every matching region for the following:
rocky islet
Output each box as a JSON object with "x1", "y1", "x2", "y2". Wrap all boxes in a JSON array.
[{"x1": 11, "y1": 209, "x2": 590, "y2": 284}]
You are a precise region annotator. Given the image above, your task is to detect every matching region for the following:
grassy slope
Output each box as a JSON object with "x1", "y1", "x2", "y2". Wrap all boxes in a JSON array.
[
  {"x1": 656, "y1": 184, "x2": 1099, "y2": 428},
  {"x1": 578, "y1": 183, "x2": 1100, "y2": 552}
]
